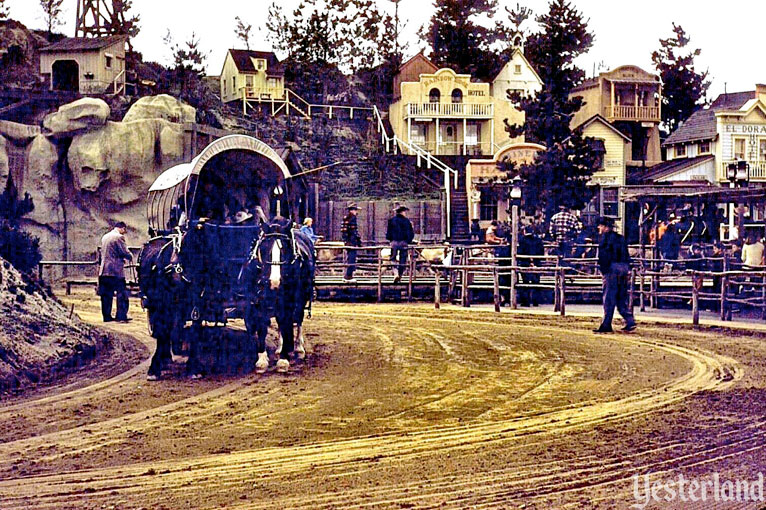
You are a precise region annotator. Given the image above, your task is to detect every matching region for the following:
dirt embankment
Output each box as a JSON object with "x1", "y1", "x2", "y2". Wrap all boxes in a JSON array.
[{"x1": 0, "y1": 258, "x2": 111, "y2": 394}]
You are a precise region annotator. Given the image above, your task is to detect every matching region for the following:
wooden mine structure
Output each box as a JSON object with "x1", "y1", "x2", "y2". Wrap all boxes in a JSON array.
[{"x1": 74, "y1": 0, "x2": 131, "y2": 44}]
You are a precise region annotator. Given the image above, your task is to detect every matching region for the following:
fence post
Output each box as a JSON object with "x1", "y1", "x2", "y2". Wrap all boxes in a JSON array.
[
  {"x1": 493, "y1": 267, "x2": 501, "y2": 313},
  {"x1": 692, "y1": 271, "x2": 700, "y2": 327},
  {"x1": 376, "y1": 248, "x2": 383, "y2": 303},
  {"x1": 461, "y1": 266, "x2": 470, "y2": 307},
  {"x1": 434, "y1": 271, "x2": 441, "y2": 309},
  {"x1": 554, "y1": 268, "x2": 561, "y2": 313},
  {"x1": 761, "y1": 273, "x2": 766, "y2": 321},
  {"x1": 639, "y1": 264, "x2": 646, "y2": 312},
  {"x1": 510, "y1": 265, "x2": 517, "y2": 310},
  {"x1": 559, "y1": 268, "x2": 566, "y2": 316},
  {"x1": 629, "y1": 267, "x2": 636, "y2": 311},
  {"x1": 720, "y1": 273, "x2": 728, "y2": 321},
  {"x1": 407, "y1": 247, "x2": 415, "y2": 302}
]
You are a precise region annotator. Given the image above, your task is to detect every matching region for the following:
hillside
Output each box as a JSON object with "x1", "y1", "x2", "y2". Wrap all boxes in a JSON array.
[
  {"x1": 218, "y1": 104, "x2": 441, "y2": 201},
  {"x1": 0, "y1": 257, "x2": 102, "y2": 393}
]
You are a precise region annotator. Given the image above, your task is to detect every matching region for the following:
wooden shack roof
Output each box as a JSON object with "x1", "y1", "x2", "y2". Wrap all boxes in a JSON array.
[{"x1": 40, "y1": 35, "x2": 126, "y2": 53}]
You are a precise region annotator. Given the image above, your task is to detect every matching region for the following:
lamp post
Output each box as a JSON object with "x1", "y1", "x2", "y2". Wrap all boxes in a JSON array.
[
  {"x1": 726, "y1": 160, "x2": 750, "y2": 240},
  {"x1": 509, "y1": 176, "x2": 522, "y2": 309}
]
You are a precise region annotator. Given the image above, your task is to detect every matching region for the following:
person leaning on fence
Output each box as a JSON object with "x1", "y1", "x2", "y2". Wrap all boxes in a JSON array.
[
  {"x1": 549, "y1": 205, "x2": 579, "y2": 258},
  {"x1": 341, "y1": 203, "x2": 362, "y2": 282},
  {"x1": 98, "y1": 221, "x2": 133, "y2": 323},
  {"x1": 594, "y1": 216, "x2": 636, "y2": 333},
  {"x1": 386, "y1": 205, "x2": 415, "y2": 284},
  {"x1": 299, "y1": 217, "x2": 320, "y2": 245}
]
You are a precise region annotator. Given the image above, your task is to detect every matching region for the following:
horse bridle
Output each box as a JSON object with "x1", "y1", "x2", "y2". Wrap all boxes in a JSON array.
[
  {"x1": 158, "y1": 230, "x2": 189, "y2": 282},
  {"x1": 250, "y1": 231, "x2": 298, "y2": 266}
]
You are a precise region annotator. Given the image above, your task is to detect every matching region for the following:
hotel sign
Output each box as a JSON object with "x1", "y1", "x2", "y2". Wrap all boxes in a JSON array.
[{"x1": 724, "y1": 124, "x2": 766, "y2": 134}]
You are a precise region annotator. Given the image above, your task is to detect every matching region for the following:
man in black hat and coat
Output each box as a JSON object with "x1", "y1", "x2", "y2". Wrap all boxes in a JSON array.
[
  {"x1": 341, "y1": 203, "x2": 362, "y2": 282},
  {"x1": 386, "y1": 205, "x2": 415, "y2": 283},
  {"x1": 594, "y1": 216, "x2": 637, "y2": 333}
]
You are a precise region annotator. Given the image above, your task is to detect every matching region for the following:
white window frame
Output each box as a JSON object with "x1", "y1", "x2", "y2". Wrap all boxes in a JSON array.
[
  {"x1": 676, "y1": 144, "x2": 686, "y2": 157},
  {"x1": 699, "y1": 140, "x2": 711, "y2": 154},
  {"x1": 733, "y1": 137, "x2": 747, "y2": 160}
]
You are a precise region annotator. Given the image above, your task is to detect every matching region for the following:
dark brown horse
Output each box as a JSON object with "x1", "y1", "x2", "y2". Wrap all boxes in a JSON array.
[
  {"x1": 239, "y1": 217, "x2": 315, "y2": 373},
  {"x1": 137, "y1": 234, "x2": 191, "y2": 380}
]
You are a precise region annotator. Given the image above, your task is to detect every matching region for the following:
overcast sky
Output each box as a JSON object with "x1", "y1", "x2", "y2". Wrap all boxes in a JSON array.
[{"x1": 7, "y1": 0, "x2": 765, "y2": 100}]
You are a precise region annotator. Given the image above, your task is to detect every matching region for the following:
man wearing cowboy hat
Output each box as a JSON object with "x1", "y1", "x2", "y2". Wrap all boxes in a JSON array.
[
  {"x1": 341, "y1": 203, "x2": 362, "y2": 282},
  {"x1": 594, "y1": 216, "x2": 636, "y2": 333},
  {"x1": 386, "y1": 204, "x2": 415, "y2": 284}
]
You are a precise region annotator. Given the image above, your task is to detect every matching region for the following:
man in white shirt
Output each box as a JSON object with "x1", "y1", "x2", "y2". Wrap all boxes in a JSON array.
[{"x1": 742, "y1": 234, "x2": 765, "y2": 268}]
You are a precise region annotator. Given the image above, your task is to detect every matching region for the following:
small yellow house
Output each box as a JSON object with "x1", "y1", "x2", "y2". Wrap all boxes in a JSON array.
[
  {"x1": 39, "y1": 35, "x2": 127, "y2": 94},
  {"x1": 389, "y1": 67, "x2": 525, "y2": 157},
  {"x1": 219, "y1": 49, "x2": 285, "y2": 104},
  {"x1": 490, "y1": 48, "x2": 542, "y2": 101},
  {"x1": 576, "y1": 114, "x2": 631, "y2": 227}
]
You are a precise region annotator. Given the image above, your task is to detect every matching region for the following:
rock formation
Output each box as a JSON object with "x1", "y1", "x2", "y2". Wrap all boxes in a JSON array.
[
  {"x1": 123, "y1": 94, "x2": 197, "y2": 124},
  {"x1": 10, "y1": 95, "x2": 194, "y2": 262},
  {"x1": 42, "y1": 98, "x2": 110, "y2": 138}
]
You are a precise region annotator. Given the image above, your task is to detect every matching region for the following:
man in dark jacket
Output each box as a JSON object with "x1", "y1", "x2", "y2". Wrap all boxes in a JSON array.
[
  {"x1": 595, "y1": 216, "x2": 636, "y2": 333},
  {"x1": 340, "y1": 203, "x2": 361, "y2": 282},
  {"x1": 386, "y1": 205, "x2": 415, "y2": 283},
  {"x1": 517, "y1": 225, "x2": 545, "y2": 306},
  {"x1": 99, "y1": 221, "x2": 133, "y2": 322}
]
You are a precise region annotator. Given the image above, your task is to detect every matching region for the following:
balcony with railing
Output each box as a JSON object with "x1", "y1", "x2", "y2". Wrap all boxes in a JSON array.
[
  {"x1": 603, "y1": 105, "x2": 660, "y2": 122},
  {"x1": 410, "y1": 140, "x2": 495, "y2": 156},
  {"x1": 406, "y1": 102, "x2": 494, "y2": 119},
  {"x1": 719, "y1": 160, "x2": 766, "y2": 182},
  {"x1": 242, "y1": 85, "x2": 286, "y2": 101}
]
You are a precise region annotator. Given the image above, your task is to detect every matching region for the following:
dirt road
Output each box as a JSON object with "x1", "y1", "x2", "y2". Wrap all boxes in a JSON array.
[{"x1": 0, "y1": 293, "x2": 764, "y2": 509}]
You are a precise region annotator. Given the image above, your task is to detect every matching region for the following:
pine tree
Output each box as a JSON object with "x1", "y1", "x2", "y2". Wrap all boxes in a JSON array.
[
  {"x1": 652, "y1": 23, "x2": 710, "y2": 136},
  {"x1": 234, "y1": 16, "x2": 252, "y2": 50},
  {"x1": 425, "y1": 0, "x2": 499, "y2": 79},
  {"x1": 0, "y1": 174, "x2": 41, "y2": 274},
  {"x1": 504, "y1": 0, "x2": 598, "y2": 218},
  {"x1": 39, "y1": 0, "x2": 65, "y2": 38}
]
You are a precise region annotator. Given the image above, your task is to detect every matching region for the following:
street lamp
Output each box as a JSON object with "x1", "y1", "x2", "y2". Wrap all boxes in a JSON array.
[
  {"x1": 726, "y1": 160, "x2": 750, "y2": 240},
  {"x1": 509, "y1": 175, "x2": 522, "y2": 309}
]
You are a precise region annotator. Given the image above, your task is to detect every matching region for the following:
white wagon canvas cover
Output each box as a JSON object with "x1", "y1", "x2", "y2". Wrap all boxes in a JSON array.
[{"x1": 147, "y1": 135, "x2": 292, "y2": 233}]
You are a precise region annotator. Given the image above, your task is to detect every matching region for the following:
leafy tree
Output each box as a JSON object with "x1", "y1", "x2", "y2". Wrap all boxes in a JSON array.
[
  {"x1": 424, "y1": 0, "x2": 499, "y2": 79},
  {"x1": 234, "y1": 16, "x2": 252, "y2": 50},
  {"x1": 0, "y1": 174, "x2": 41, "y2": 274},
  {"x1": 266, "y1": 0, "x2": 386, "y2": 102},
  {"x1": 652, "y1": 23, "x2": 710, "y2": 136},
  {"x1": 107, "y1": 0, "x2": 141, "y2": 39},
  {"x1": 0, "y1": 0, "x2": 10, "y2": 21},
  {"x1": 39, "y1": 0, "x2": 65, "y2": 38},
  {"x1": 505, "y1": 0, "x2": 598, "y2": 219}
]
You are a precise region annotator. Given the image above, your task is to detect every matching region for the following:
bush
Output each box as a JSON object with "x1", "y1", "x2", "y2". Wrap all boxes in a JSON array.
[{"x1": 0, "y1": 220, "x2": 42, "y2": 274}]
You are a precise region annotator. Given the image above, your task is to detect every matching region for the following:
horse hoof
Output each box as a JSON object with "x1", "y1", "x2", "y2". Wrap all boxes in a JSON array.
[
  {"x1": 276, "y1": 358, "x2": 290, "y2": 373},
  {"x1": 255, "y1": 352, "x2": 269, "y2": 373},
  {"x1": 294, "y1": 347, "x2": 306, "y2": 360},
  {"x1": 190, "y1": 373, "x2": 204, "y2": 380},
  {"x1": 147, "y1": 373, "x2": 160, "y2": 381}
]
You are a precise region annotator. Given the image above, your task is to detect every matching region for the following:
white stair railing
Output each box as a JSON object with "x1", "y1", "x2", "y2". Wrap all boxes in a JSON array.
[{"x1": 372, "y1": 106, "x2": 459, "y2": 238}]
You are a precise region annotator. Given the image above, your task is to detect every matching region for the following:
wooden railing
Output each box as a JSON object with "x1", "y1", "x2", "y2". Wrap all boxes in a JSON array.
[
  {"x1": 407, "y1": 102, "x2": 493, "y2": 118},
  {"x1": 242, "y1": 86, "x2": 285, "y2": 100},
  {"x1": 603, "y1": 105, "x2": 660, "y2": 122}
]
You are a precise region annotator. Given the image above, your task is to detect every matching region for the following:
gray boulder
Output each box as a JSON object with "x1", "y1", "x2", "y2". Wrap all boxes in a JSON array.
[{"x1": 42, "y1": 98, "x2": 110, "y2": 138}]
